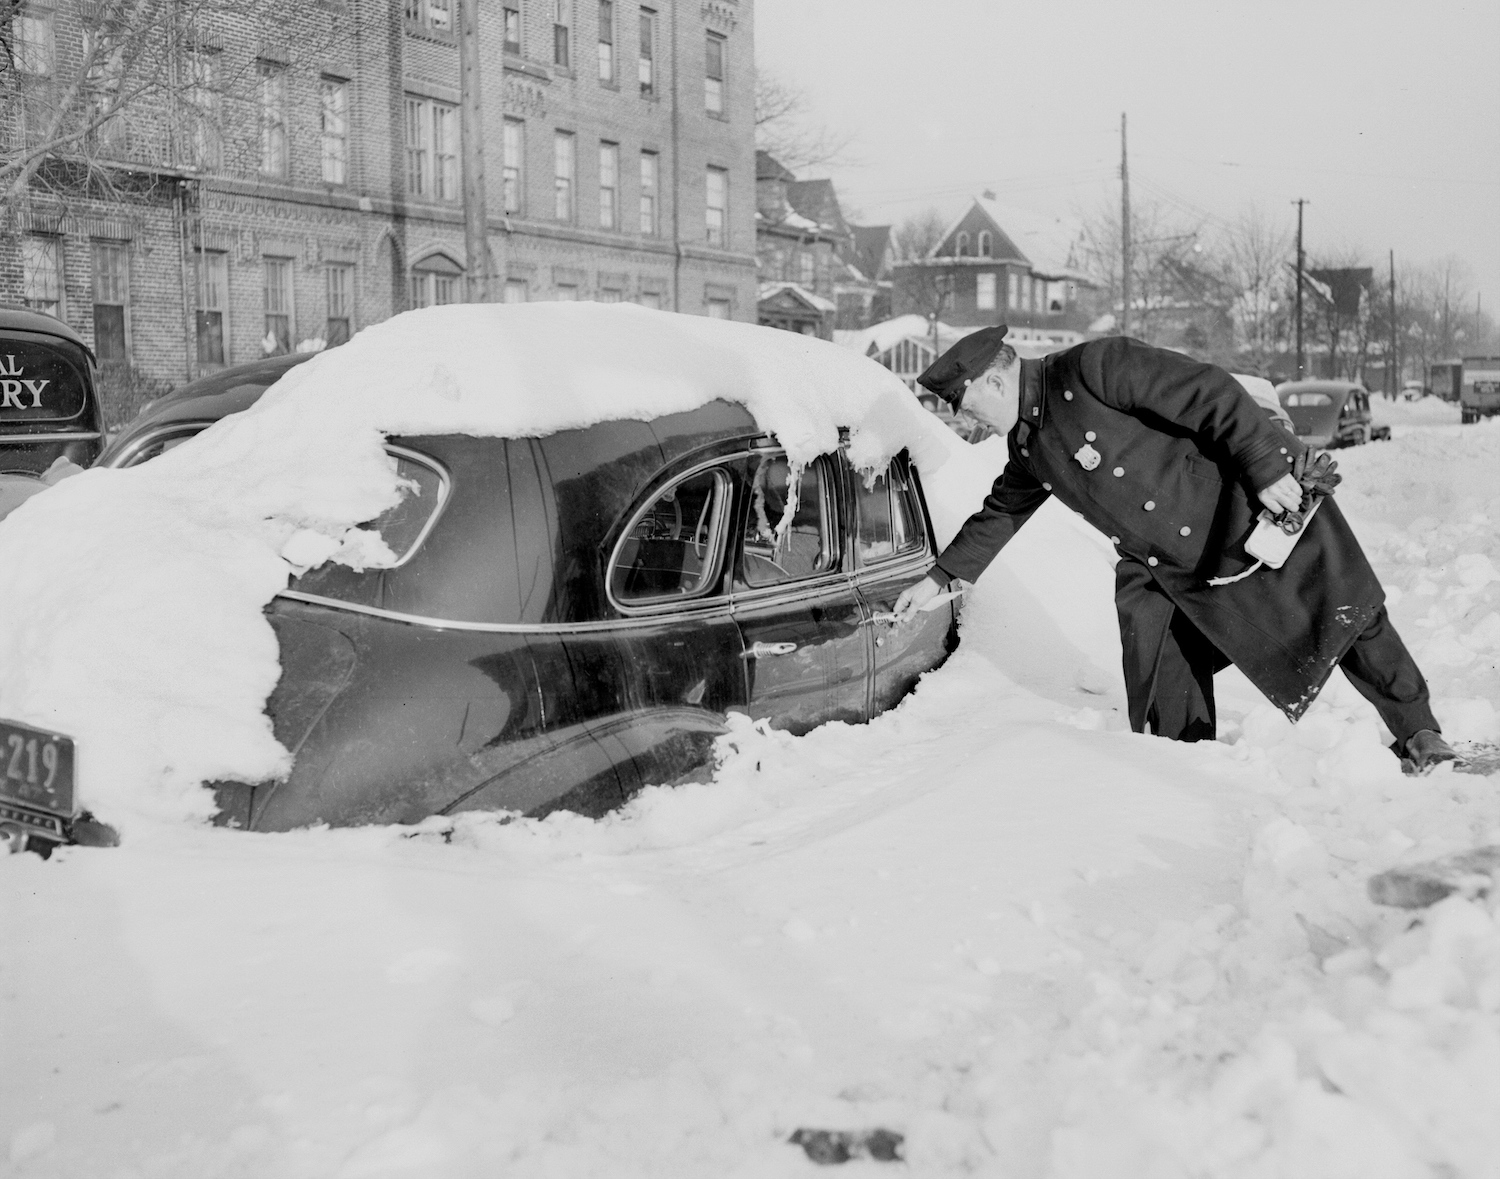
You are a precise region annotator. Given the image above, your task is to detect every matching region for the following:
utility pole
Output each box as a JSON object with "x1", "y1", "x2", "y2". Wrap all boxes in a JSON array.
[
  {"x1": 1293, "y1": 199, "x2": 1307, "y2": 378},
  {"x1": 1389, "y1": 249, "x2": 1398, "y2": 397},
  {"x1": 458, "y1": 0, "x2": 492, "y2": 302},
  {"x1": 1120, "y1": 112, "x2": 1131, "y2": 337}
]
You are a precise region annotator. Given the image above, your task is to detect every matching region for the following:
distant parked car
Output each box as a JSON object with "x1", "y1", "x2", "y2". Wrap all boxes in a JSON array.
[
  {"x1": 1277, "y1": 380, "x2": 1388, "y2": 447},
  {"x1": 0, "y1": 305, "x2": 104, "y2": 519},
  {"x1": 1460, "y1": 357, "x2": 1500, "y2": 424},
  {"x1": 8, "y1": 330, "x2": 958, "y2": 848}
]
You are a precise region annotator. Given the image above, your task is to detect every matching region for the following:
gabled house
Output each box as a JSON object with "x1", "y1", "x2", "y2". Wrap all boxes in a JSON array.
[
  {"x1": 892, "y1": 196, "x2": 1102, "y2": 346},
  {"x1": 834, "y1": 313, "x2": 964, "y2": 391},
  {"x1": 755, "y1": 152, "x2": 888, "y2": 339}
]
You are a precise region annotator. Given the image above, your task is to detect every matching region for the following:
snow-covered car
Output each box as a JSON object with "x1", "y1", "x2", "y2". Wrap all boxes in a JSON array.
[
  {"x1": 0, "y1": 305, "x2": 969, "y2": 850},
  {"x1": 0, "y1": 305, "x2": 104, "y2": 520}
]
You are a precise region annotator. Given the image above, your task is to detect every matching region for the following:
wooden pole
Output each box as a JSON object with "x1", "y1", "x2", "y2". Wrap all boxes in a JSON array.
[
  {"x1": 1120, "y1": 113, "x2": 1131, "y2": 337},
  {"x1": 1293, "y1": 199, "x2": 1307, "y2": 378},
  {"x1": 458, "y1": 0, "x2": 492, "y2": 302},
  {"x1": 1389, "y1": 249, "x2": 1398, "y2": 396}
]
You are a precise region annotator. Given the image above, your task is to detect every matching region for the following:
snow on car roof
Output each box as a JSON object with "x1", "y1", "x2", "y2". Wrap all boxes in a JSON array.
[{"x1": 0, "y1": 304, "x2": 999, "y2": 831}]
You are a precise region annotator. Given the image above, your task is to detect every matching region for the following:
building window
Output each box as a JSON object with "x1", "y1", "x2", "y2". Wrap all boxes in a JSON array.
[
  {"x1": 14, "y1": 5, "x2": 54, "y2": 75},
  {"x1": 195, "y1": 250, "x2": 228, "y2": 365},
  {"x1": 553, "y1": 0, "x2": 570, "y2": 68},
  {"x1": 638, "y1": 8, "x2": 655, "y2": 95},
  {"x1": 956, "y1": 231, "x2": 970, "y2": 258},
  {"x1": 704, "y1": 33, "x2": 724, "y2": 115},
  {"x1": 798, "y1": 251, "x2": 814, "y2": 286},
  {"x1": 21, "y1": 236, "x2": 62, "y2": 318},
  {"x1": 259, "y1": 62, "x2": 288, "y2": 177},
  {"x1": 406, "y1": 0, "x2": 452, "y2": 31},
  {"x1": 1021, "y1": 274, "x2": 1032, "y2": 312},
  {"x1": 504, "y1": 278, "x2": 528, "y2": 303},
  {"x1": 976, "y1": 272, "x2": 996, "y2": 311},
  {"x1": 979, "y1": 231, "x2": 993, "y2": 258},
  {"x1": 554, "y1": 131, "x2": 574, "y2": 221},
  {"x1": 320, "y1": 79, "x2": 348, "y2": 185},
  {"x1": 405, "y1": 96, "x2": 459, "y2": 201},
  {"x1": 409, "y1": 255, "x2": 462, "y2": 308},
  {"x1": 503, "y1": 7, "x2": 521, "y2": 53},
  {"x1": 554, "y1": 284, "x2": 578, "y2": 301},
  {"x1": 184, "y1": 50, "x2": 222, "y2": 169},
  {"x1": 92, "y1": 242, "x2": 130, "y2": 363},
  {"x1": 639, "y1": 150, "x2": 658, "y2": 234},
  {"x1": 598, "y1": 141, "x2": 618, "y2": 230},
  {"x1": 597, "y1": 0, "x2": 614, "y2": 81},
  {"x1": 502, "y1": 118, "x2": 524, "y2": 214},
  {"x1": 263, "y1": 257, "x2": 294, "y2": 354},
  {"x1": 325, "y1": 264, "x2": 353, "y2": 345},
  {"x1": 598, "y1": 287, "x2": 623, "y2": 303},
  {"x1": 706, "y1": 297, "x2": 730, "y2": 320},
  {"x1": 1008, "y1": 271, "x2": 1018, "y2": 309},
  {"x1": 639, "y1": 291, "x2": 662, "y2": 311},
  {"x1": 705, "y1": 165, "x2": 727, "y2": 247}
]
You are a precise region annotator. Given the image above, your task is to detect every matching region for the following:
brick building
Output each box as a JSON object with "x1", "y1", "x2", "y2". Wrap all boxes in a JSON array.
[
  {"x1": 2, "y1": 0, "x2": 757, "y2": 418},
  {"x1": 892, "y1": 196, "x2": 1100, "y2": 348}
]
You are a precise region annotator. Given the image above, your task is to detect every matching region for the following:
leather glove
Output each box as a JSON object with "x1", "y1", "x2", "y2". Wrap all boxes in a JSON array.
[{"x1": 1292, "y1": 450, "x2": 1341, "y2": 498}]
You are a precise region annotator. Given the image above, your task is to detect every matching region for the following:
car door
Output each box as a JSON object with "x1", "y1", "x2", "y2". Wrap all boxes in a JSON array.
[
  {"x1": 728, "y1": 449, "x2": 869, "y2": 733},
  {"x1": 850, "y1": 452, "x2": 956, "y2": 717}
]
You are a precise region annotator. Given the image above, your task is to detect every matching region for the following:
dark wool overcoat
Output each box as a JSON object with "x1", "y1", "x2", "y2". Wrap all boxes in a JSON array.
[{"x1": 932, "y1": 337, "x2": 1385, "y2": 721}]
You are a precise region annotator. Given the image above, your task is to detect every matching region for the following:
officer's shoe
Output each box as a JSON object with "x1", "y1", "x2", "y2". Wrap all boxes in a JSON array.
[{"x1": 1393, "y1": 729, "x2": 1460, "y2": 775}]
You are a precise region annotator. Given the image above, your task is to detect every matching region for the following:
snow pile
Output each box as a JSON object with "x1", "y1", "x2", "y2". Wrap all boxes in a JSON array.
[{"x1": 0, "y1": 304, "x2": 990, "y2": 829}]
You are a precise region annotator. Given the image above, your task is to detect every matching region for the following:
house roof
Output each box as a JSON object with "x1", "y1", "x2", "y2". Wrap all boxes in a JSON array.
[
  {"x1": 835, "y1": 314, "x2": 965, "y2": 359},
  {"x1": 758, "y1": 281, "x2": 837, "y2": 314},
  {"x1": 927, "y1": 196, "x2": 1095, "y2": 284},
  {"x1": 785, "y1": 179, "x2": 851, "y2": 240},
  {"x1": 849, "y1": 225, "x2": 893, "y2": 283},
  {"x1": 756, "y1": 150, "x2": 795, "y2": 183}
]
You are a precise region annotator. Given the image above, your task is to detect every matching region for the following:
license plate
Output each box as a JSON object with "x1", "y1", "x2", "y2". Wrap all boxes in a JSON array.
[{"x1": 0, "y1": 717, "x2": 75, "y2": 819}]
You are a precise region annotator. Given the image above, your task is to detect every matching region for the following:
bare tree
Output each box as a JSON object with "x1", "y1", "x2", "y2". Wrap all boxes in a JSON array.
[
  {"x1": 890, "y1": 207, "x2": 952, "y2": 329},
  {"x1": 1217, "y1": 205, "x2": 1293, "y2": 375},
  {"x1": 1077, "y1": 196, "x2": 1211, "y2": 348},
  {"x1": 2, "y1": 0, "x2": 350, "y2": 211},
  {"x1": 754, "y1": 70, "x2": 852, "y2": 174}
]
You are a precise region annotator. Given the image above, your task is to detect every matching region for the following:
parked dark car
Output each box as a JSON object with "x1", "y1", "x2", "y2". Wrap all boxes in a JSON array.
[
  {"x1": 0, "y1": 305, "x2": 105, "y2": 519},
  {"x1": 1276, "y1": 380, "x2": 1389, "y2": 448},
  {"x1": 88, "y1": 365, "x2": 958, "y2": 835}
]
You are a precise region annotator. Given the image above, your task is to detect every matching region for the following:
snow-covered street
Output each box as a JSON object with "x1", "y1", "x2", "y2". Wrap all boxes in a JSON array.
[{"x1": 5, "y1": 400, "x2": 1500, "y2": 1178}]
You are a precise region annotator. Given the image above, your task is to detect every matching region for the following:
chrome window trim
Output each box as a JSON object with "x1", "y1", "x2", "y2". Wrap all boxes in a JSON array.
[
  {"x1": 605, "y1": 461, "x2": 734, "y2": 613},
  {"x1": 380, "y1": 444, "x2": 453, "y2": 568},
  {"x1": 0, "y1": 431, "x2": 104, "y2": 446},
  {"x1": 852, "y1": 458, "x2": 930, "y2": 570},
  {"x1": 102, "y1": 421, "x2": 217, "y2": 469},
  {"x1": 275, "y1": 588, "x2": 736, "y2": 633}
]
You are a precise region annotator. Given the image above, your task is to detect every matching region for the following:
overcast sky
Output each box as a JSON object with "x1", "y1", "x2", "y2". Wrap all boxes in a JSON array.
[{"x1": 755, "y1": 0, "x2": 1500, "y2": 311}]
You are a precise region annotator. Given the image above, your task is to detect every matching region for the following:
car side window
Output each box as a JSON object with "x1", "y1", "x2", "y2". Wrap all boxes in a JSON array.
[
  {"x1": 736, "y1": 454, "x2": 835, "y2": 589},
  {"x1": 855, "y1": 457, "x2": 924, "y2": 564},
  {"x1": 610, "y1": 467, "x2": 731, "y2": 603}
]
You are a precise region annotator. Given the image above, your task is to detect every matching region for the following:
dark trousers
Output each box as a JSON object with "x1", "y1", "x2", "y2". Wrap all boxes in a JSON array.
[{"x1": 1119, "y1": 577, "x2": 1438, "y2": 744}]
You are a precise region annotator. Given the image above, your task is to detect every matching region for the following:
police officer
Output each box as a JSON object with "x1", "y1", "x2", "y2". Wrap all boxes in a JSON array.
[{"x1": 894, "y1": 326, "x2": 1457, "y2": 772}]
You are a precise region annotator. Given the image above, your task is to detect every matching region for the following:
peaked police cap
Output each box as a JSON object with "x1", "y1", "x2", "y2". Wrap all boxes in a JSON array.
[{"x1": 915, "y1": 325, "x2": 1010, "y2": 407}]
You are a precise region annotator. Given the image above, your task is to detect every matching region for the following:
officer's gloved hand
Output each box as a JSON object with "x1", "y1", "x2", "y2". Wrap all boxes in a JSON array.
[{"x1": 1293, "y1": 450, "x2": 1341, "y2": 498}]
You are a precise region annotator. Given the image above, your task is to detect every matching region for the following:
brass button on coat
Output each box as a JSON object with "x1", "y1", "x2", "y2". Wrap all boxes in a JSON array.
[
  {"x1": 1147, "y1": 557, "x2": 1159, "y2": 567},
  {"x1": 1020, "y1": 448, "x2": 1029, "y2": 457},
  {"x1": 1064, "y1": 390, "x2": 1074, "y2": 400},
  {"x1": 1085, "y1": 431, "x2": 1096, "y2": 441},
  {"x1": 1144, "y1": 500, "x2": 1156, "y2": 511},
  {"x1": 1180, "y1": 526, "x2": 1191, "y2": 537},
  {"x1": 1110, "y1": 535, "x2": 1121, "y2": 544},
  {"x1": 1042, "y1": 482, "x2": 1052, "y2": 491},
  {"x1": 1113, "y1": 466, "x2": 1125, "y2": 477}
]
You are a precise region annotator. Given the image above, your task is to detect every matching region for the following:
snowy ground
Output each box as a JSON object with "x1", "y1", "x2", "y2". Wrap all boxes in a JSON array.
[{"x1": 5, "y1": 398, "x2": 1500, "y2": 1178}]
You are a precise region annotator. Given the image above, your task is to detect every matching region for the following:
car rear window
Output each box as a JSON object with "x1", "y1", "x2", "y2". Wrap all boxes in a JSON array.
[
  {"x1": 854, "y1": 456, "x2": 924, "y2": 565},
  {"x1": 1283, "y1": 391, "x2": 1334, "y2": 407},
  {"x1": 290, "y1": 449, "x2": 449, "y2": 599},
  {"x1": 0, "y1": 337, "x2": 92, "y2": 425},
  {"x1": 736, "y1": 454, "x2": 835, "y2": 588}
]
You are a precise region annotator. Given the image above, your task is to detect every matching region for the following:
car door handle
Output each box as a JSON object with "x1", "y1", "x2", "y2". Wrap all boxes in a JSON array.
[{"x1": 742, "y1": 641, "x2": 797, "y2": 658}]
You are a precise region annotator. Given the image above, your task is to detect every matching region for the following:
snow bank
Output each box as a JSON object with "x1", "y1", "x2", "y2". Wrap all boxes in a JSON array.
[{"x1": 0, "y1": 304, "x2": 994, "y2": 831}]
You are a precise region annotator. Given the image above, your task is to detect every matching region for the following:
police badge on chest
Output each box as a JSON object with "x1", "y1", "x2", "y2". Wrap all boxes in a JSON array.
[{"x1": 1074, "y1": 443, "x2": 1101, "y2": 471}]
